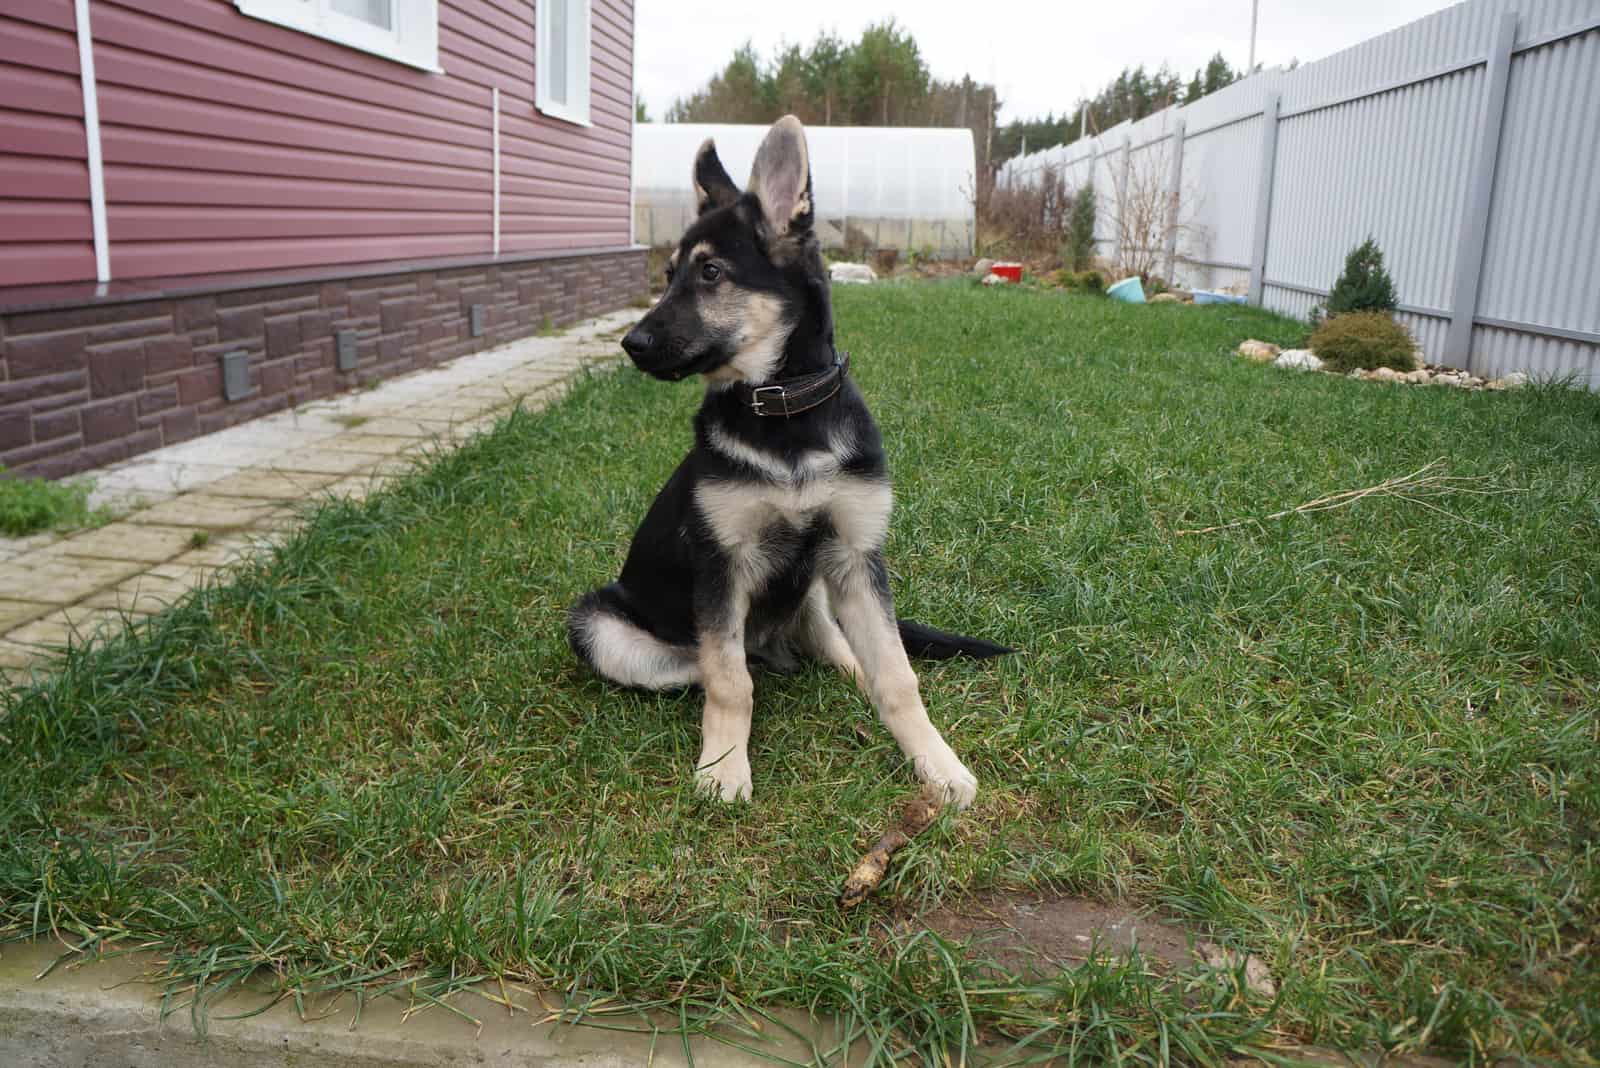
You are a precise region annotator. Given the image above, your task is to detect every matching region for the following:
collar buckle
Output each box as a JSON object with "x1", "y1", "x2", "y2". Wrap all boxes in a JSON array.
[{"x1": 750, "y1": 384, "x2": 790, "y2": 416}]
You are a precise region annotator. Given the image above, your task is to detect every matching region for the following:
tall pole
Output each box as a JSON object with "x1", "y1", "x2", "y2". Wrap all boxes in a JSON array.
[{"x1": 1248, "y1": 0, "x2": 1259, "y2": 73}]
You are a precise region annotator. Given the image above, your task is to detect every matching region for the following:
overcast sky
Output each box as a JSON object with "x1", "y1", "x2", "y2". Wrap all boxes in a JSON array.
[{"x1": 634, "y1": 0, "x2": 1458, "y2": 123}]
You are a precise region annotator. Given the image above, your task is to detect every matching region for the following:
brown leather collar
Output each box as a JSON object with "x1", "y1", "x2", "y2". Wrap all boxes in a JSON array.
[{"x1": 732, "y1": 352, "x2": 849, "y2": 417}]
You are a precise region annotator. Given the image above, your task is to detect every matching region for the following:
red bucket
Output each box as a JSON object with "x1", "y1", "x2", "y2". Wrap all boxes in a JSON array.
[{"x1": 989, "y1": 262, "x2": 1023, "y2": 283}]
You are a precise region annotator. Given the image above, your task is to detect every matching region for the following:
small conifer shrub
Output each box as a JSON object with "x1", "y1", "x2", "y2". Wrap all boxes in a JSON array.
[
  {"x1": 1325, "y1": 237, "x2": 1398, "y2": 317},
  {"x1": 1066, "y1": 185, "x2": 1097, "y2": 271},
  {"x1": 1309, "y1": 311, "x2": 1416, "y2": 373}
]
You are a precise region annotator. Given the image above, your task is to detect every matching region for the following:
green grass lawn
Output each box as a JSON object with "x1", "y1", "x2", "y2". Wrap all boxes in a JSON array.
[{"x1": 3, "y1": 283, "x2": 1597, "y2": 1065}]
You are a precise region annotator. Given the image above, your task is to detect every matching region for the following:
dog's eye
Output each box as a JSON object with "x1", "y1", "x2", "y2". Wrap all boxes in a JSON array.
[
  {"x1": 664, "y1": 266, "x2": 674, "y2": 283},
  {"x1": 700, "y1": 263, "x2": 722, "y2": 283}
]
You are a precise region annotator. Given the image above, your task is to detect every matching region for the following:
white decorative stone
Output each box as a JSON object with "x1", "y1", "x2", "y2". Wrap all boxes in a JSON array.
[
  {"x1": 1489, "y1": 371, "x2": 1529, "y2": 390},
  {"x1": 829, "y1": 262, "x2": 877, "y2": 284},
  {"x1": 972, "y1": 257, "x2": 996, "y2": 277},
  {"x1": 1273, "y1": 349, "x2": 1324, "y2": 372}
]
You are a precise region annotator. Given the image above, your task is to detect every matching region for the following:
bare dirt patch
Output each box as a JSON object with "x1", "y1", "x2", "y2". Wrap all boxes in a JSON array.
[{"x1": 914, "y1": 892, "x2": 1198, "y2": 977}]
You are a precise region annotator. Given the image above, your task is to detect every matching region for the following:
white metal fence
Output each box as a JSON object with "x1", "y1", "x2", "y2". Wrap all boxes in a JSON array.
[{"x1": 999, "y1": 0, "x2": 1600, "y2": 385}]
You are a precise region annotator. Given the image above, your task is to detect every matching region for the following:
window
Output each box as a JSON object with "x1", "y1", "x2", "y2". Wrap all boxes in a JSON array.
[
  {"x1": 536, "y1": 0, "x2": 591, "y2": 126},
  {"x1": 234, "y1": 0, "x2": 440, "y2": 72}
]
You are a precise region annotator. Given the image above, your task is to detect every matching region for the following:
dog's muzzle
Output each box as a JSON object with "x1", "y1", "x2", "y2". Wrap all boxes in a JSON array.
[
  {"x1": 621, "y1": 326, "x2": 654, "y2": 360},
  {"x1": 620, "y1": 324, "x2": 703, "y2": 381}
]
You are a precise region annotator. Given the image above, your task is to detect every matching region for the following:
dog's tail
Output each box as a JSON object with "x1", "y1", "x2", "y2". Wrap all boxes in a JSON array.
[{"x1": 897, "y1": 619, "x2": 1013, "y2": 660}]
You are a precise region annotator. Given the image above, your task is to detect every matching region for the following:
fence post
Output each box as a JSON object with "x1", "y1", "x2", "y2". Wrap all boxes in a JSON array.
[
  {"x1": 1163, "y1": 119, "x2": 1186, "y2": 283},
  {"x1": 1445, "y1": 11, "x2": 1518, "y2": 372},
  {"x1": 1114, "y1": 137, "x2": 1131, "y2": 270},
  {"x1": 1247, "y1": 92, "x2": 1281, "y2": 305}
]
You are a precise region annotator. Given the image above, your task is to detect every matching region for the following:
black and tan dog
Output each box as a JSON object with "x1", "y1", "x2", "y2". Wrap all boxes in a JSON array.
[{"x1": 568, "y1": 115, "x2": 1008, "y2": 806}]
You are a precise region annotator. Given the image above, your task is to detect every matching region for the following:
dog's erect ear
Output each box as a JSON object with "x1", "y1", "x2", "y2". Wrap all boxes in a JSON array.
[
  {"x1": 747, "y1": 115, "x2": 813, "y2": 238},
  {"x1": 693, "y1": 139, "x2": 739, "y2": 215}
]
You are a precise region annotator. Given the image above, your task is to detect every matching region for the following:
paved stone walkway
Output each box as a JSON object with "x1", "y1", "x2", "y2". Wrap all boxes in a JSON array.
[{"x1": 0, "y1": 309, "x2": 637, "y2": 686}]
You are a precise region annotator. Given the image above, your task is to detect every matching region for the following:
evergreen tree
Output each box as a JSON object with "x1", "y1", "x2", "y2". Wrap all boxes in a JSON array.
[
  {"x1": 1127, "y1": 68, "x2": 1150, "y2": 119},
  {"x1": 665, "y1": 43, "x2": 767, "y2": 123},
  {"x1": 1067, "y1": 184, "x2": 1097, "y2": 270},
  {"x1": 1326, "y1": 238, "x2": 1399, "y2": 317},
  {"x1": 767, "y1": 43, "x2": 813, "y2": 121},
  {"x1": 1202, "y1": 52, "x2": 1237, "y2": 95},
  {"x1": 660, "y1": 31, "x2": 1263, "y2": 175},
  {"x1": 804, "y1": 32, "x2": 847, "y2": 125},
  {"x1": 846, "y1": 19, "x2": 928, "y2": 125}
]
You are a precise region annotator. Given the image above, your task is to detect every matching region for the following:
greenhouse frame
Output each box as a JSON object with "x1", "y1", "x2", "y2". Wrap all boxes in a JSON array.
[{"x1": 633, "y1": 124, "x2": 976, "y2": 256}]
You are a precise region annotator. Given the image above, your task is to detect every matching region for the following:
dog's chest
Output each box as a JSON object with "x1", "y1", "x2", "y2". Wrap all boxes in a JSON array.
[{"x1": 693, "y1": 445, "x2": 892, "y2": 565}]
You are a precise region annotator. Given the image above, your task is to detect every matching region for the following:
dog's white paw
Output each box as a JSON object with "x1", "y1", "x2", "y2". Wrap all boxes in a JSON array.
[
  {"x1": 695, "y1": 750, "x2": 753, "y2": 803},
  {"x1": 914, "y1": 748, "x2": 978, "y2": 810}
]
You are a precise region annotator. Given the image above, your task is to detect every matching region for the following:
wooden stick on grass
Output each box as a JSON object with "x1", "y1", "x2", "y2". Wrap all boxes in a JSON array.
[{"x1": 839, "y1": 786, "x2": 944, "y2": 908}]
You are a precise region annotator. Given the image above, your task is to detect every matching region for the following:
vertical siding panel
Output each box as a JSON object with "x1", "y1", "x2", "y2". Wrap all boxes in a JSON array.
[
  {"x1": 1262, "y1": 65, "x2": 1481, "y2": 331},
  {"x1": 1480, "y1": 29, "x2": 1600, "y2": 335},
  {"x1": 0, "y1": 0, "x2": 95, "y2": 286},
  {"x1": 95, "y1": 0, "x2": 496, "y2": 278},
  {"x1": 997, "y1": 0, "x2": 1599, "y2": 381},
  {"x1": 3, "y1": 0, "x2": 633, "y2": 285},
  {"x1": 1473, "y1": 25, "x2": 1599, "y2": 384},
  {"x1": 498, "y1": 0, "x2": 633, "y2": 253}
]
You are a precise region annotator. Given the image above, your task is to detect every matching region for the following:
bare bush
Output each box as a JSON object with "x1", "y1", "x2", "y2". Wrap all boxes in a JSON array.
[
  {"x1": 1107, "y1": 142, "x2": 1191, "y2": 282},
  {"x1": 981, "y1": 165, "x2": 1077, "y2": 257}
]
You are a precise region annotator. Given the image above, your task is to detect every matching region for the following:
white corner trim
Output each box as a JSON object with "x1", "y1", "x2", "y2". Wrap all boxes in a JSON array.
[
  {"x1": 74, "y1": 0, "x2": 110, "y2": 284},
  {"x1": 492, "y1": 86, "x2": 501, "y2": 257}
]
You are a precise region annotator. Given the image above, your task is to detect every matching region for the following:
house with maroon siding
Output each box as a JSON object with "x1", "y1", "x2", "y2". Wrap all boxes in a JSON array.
[{"x1": 0, "y1": 0, "x2": 644, "y2": 478}]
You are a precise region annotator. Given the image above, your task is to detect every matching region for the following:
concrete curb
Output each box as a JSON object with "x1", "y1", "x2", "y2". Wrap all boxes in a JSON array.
[{"x1": 1, "y1": 940, "x2": 805, "y2": 1067}]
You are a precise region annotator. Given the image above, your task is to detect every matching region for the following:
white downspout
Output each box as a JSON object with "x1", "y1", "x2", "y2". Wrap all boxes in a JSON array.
[{"x1": 74, "y1": 0, "x2": 110, "y2": 285}]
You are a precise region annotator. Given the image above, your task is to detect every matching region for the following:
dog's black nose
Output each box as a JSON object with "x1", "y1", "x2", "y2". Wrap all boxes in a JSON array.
[{"x1": 621, "y1": 327, "x2": 653, "y2": 358}]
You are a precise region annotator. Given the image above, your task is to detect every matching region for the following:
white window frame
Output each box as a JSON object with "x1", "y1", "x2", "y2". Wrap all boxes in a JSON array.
[
  {"x1": 535, "y1": 0, "x2": 591, "y2": 126},
  {"x1": 234, "y1": 0, "x2": 441, "y2": 73}
]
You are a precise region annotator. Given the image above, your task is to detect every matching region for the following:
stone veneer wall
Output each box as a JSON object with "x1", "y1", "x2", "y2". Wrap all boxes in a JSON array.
[{"x1": 0, "y1": 249, "x2": 647, "y2": 479}]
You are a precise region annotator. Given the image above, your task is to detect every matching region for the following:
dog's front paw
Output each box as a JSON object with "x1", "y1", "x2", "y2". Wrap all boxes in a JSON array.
[
  {"x1": 914, "y1": 747, "x2": 978, "y2": 810},
  {"x1": 695, "y1": 749, "x2": 753, "y2": 803}
]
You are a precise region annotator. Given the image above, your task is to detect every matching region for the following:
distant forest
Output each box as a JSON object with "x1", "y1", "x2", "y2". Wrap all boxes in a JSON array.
[{"x1": 651, "y1": 19, "x2": 1266, "y2": 180}]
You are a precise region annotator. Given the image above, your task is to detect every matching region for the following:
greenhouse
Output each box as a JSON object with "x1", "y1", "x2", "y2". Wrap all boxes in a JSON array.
[{"x1": 633, "y1": 124, "x2": 976, "y2": 256}]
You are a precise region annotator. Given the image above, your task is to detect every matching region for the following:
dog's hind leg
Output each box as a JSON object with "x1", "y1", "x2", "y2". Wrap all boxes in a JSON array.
[
  {"x1": 823, "y1": 548, "x2": 978, "y2": 809},
  {"x1": 568, "y1": 585, "x2": 701, "y2": 690},
  {"x1": 796, "y1": 580, "x2": 862, "y2": 684}
]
